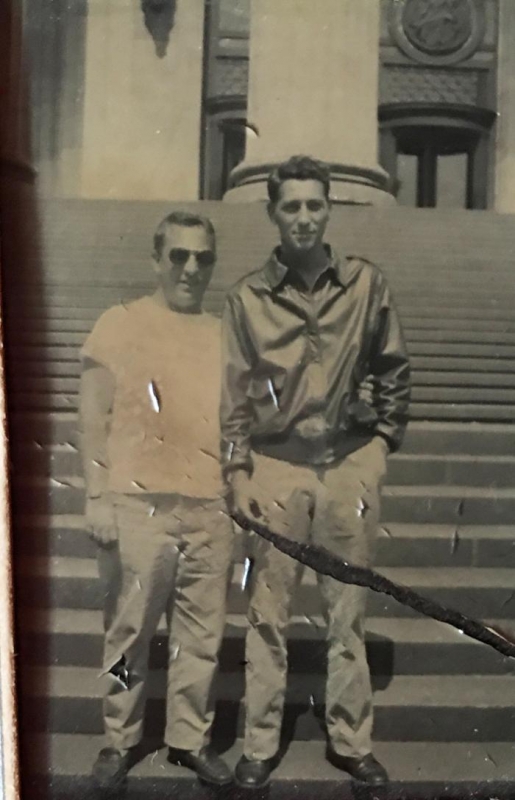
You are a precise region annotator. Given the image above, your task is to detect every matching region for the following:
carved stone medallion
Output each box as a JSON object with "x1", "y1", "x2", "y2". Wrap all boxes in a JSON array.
[{"x1": 389, "y1": 0, "x2": 485, "y2": 65}]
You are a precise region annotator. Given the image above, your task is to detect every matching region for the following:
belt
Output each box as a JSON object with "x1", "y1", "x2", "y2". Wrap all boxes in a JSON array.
[{"x1": 251, "y1": 430, "x2": 373, "y2": 466}]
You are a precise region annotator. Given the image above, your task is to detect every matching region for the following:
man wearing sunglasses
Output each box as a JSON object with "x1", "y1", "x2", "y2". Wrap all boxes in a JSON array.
[{"x1": 80, "y1": 211, "x2": 233, "y2": 791}]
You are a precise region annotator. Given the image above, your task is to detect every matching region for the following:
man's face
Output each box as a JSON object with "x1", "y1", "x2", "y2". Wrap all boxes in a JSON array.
[
  {"x1": 268, "y1": 179, "x2": 331, "y2": 257},
  {"x1": 153, "y1": 224, "x2": 215, "y2": 312}
]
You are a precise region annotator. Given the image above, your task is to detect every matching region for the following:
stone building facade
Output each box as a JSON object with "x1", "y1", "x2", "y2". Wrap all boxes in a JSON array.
[{"x1": 14, "y1": 0, "x2": 515, "y2": 213}]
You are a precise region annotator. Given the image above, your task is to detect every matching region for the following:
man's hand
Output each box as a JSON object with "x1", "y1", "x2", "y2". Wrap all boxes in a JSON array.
[
  {"x1": 85, "y1": 496, "x2": 118, "y2": 546},
  {"x1": 358, "y1": 375, "x2": 375, "y2": 405},
  {"x1": 372, "y1": 435, "x2": 390, "y2": 458},
  {"x1": 230, "y1": 471, "x2": 268, "y2": 524},
  {"x1": 368, "y1": 435, "x2": 390, "y2": 482}
]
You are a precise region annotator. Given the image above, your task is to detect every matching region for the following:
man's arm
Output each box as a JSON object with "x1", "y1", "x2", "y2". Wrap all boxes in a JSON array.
[
  {"x1": 220, "y1": 293, "x2": 254, "y2": 477},
  {"x1": 369, "y1": 277, "x2": 411, "y2": 453},
  {"x1": 220, "y1": 293, "x2": 265, "y2": 520},
  {"x1": 79, "y1": 358, "x2": 117, "y2": 544}
]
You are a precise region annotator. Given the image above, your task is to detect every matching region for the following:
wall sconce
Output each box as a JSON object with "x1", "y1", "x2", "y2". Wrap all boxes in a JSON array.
[{"x1": 141, "y1": 0, "x2": 177, "y2": 58}]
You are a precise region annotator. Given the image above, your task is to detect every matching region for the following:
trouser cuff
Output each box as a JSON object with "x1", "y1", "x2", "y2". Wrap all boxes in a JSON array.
[
  {"x1": 105, "y1": 733, "x2": 142, "y2": 752},
  {"x1": 165, "y1": 734, "x2": 209, "y2": 755}
]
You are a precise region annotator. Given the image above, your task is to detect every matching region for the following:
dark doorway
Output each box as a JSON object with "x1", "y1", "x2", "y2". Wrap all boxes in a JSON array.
[{"x1": 379, "y1": 104, "x2": 496, "y2": 210}]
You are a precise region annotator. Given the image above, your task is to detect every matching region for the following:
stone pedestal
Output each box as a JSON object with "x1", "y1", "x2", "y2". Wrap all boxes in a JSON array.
[
  {"x1": 224, "y1": 0, "x2": 393, "y2": 204},
  {"x1": 80, "y1": 0, "x2": 205, "y2": 200},
  {"x1": 495, "y1": 0, "x2": 515, "y2": 213}
]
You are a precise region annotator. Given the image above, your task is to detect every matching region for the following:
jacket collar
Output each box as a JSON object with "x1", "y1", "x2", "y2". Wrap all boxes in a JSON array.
[{"x1": 264, "y1": 244, "x2": 359, "y2": 290}]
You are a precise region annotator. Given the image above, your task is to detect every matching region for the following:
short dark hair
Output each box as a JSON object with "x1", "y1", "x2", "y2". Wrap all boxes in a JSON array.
[
  {"x1": 153, "y1": 211, "x2": 216, "y2": 260},
  {"x1": 267, "y1": 155, "x2": 331, "y2": 204}
]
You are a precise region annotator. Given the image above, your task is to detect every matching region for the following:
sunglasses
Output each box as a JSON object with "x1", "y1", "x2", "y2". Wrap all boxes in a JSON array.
[{"x1": 168, "y1": 248, "x2": 215, "y2": 268}]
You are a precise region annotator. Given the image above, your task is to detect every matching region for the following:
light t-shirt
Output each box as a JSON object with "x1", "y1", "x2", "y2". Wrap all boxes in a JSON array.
[{"x1": 81, "y1": 296, "x2": 224, "y2": 498}]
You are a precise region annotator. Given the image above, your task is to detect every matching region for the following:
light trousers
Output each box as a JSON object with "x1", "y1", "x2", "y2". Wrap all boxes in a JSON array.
[
  {"x1": 100, "y1": 493, "x2": 234, "y2": 753},
  {"x1": 243, "y1": 441, "x2": 387, "y2": 761}
]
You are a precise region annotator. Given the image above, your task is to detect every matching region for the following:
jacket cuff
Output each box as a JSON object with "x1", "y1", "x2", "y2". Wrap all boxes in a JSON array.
[
  {"x1": 221, "y1": 440, "x2": 253, "y2": 481},
  {"x1": 374, "y1": 426, "x2": 398, "y2": 453}
]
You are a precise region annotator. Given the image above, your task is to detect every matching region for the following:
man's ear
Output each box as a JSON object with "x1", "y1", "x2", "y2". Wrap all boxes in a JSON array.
[
  {"x1": 267, "y1": 201, "x2": 277, "y2": 224},
  {"x1": 151, "y1": 253, "x2": 160, "y2": 274}
]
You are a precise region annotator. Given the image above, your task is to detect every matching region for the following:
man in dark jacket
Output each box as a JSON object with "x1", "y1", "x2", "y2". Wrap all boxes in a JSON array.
[{"x1": 220, "y1": 155, "x2": 410, "y2": 789}]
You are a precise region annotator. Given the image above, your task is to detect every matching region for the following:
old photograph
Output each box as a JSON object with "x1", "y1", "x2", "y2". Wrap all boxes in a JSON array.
[{"x1": 2, "y1": 0, "x2": 515, "y2": 798}]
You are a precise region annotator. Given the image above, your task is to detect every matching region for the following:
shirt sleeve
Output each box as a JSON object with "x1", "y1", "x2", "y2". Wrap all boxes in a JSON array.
[
  {"x1": 220, "y1": 291, "x2": 256, "y2": 480},
  {"x1": 369, "y1": 275, "x2": 411, "y2": 452},
  {"x1": 81, "y1": 306, "x2": 124, "y2": 372}
]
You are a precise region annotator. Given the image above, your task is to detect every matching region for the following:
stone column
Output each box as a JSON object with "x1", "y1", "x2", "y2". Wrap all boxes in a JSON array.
[
  {"x1": 80, "y1": 0, "x2": 205, "y2": 200},
  {"x1": 495, "y1": 0, "x2": 515, "y2": 213},
  {"x1": 224, "y1": 0, "x2": 392, "y2": 204}
]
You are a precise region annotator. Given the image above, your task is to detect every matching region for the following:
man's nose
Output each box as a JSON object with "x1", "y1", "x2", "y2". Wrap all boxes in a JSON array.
[
  {"x1": 297, "y1": 205, "x2": 310, "y2": 225},
  {"x1": 182, "y1": 254, "x2": 199, "y2": 276}
]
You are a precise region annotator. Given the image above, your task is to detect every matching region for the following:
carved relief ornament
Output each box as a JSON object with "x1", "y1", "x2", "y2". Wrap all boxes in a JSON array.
[{"x1": 389, "y1": 0, "x2": 486, "y2": 65}]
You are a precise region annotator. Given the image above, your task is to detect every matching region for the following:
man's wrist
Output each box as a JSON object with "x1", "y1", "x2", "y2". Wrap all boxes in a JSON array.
[
  {"x1": 374, "y1": 433, "x2": 391, "y2": 454},
  {"x1": 227, "y1": 467, "x2": 251, "y2": 485}
]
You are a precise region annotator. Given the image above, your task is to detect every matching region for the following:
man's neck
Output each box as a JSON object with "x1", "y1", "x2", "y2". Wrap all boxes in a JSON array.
[{"x1": 280, "y1": 242, "x2": 329, "y2": 292}]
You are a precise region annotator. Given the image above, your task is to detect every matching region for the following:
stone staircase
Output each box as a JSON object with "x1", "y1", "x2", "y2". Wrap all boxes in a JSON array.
[
  {"x1": 5, "y1": 201, "x2": 515, "y2": 797},
  {"x1": 10, "y1": 414, "x2": 515, "y2": 799}
]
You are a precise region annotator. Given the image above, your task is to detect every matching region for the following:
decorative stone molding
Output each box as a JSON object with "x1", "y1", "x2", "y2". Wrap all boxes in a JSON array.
[
  {"x1": 379, "y1": 101, "x2": 497, "y2": 133},
  {"x1": 225, "y1": 161, "x2": 395, "y2": 206},
  {"x1": 210, "y1": 58, "x2": 249, "y2": 98},
  {"x1": 389, "y1": 0, "x2": 486, "y2": 65},
  {"x1": 380, "y1": 65, "x2": 479, "y2": 105}
]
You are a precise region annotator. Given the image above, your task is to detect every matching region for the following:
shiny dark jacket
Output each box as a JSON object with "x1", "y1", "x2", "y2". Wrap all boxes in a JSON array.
[{"x1": 220, "y1": 247, "x2": 411, "y2": 477}]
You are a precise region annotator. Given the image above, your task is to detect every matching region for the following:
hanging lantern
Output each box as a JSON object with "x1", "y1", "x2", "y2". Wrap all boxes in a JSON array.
[{"x1": 141, "y1": 0, "x2": 177, "y2": 58}]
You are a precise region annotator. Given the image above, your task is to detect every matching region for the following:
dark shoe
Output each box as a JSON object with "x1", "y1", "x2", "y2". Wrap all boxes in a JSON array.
[
  {"x1": 92, "y1": 747, "x2": 131, "y2": 790},
  {"x1": 168, "y1": 746, "x2": 232, "y2": 786},
  {"x1": 327, "y1": 751, "x2": 388, "y2": 785},
  {"x1": 234, "y1": 755, "x2": 274, "y2": 789}
]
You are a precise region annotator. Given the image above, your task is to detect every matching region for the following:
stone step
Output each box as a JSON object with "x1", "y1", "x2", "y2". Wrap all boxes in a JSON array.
[
  {"x1": 11, "y1": 328, "x2": 515, "y2": 355},
  {"x1": 11, "y1": 478, "x2": 515, "y2": 524},
  {"x1": 9, "y1": 353, "x2": 515, "y2": 378},
  {"x1": 10, "y1": 364, "x2": 515, "y2": 390},
  {"x1": 13, "y1": 514, "x2": 515, "y2": 568},
  {"x1": 9, "y1": 334, "x2": 515, "y2": 362},
  {"x1": 381, "y1": 486, "x2": 515, "y2": 525},
  {"x1": 11, "y1": 284, "x2": 515, "y2": 306},
  {"x1": 12, "y1": 278, "x2": 515, "y2": 298},
  {"x1": 12, "y1": 299, "x2": 515, "y2": 320},
  {"x1": 18, "y1": 609, "x2": 515, "y2": 677},
  {"x1": 9, "y1": 415, "x2": 515, "y2": 455},
  {"x1": 19, "y1": 667, "x2": 515, "y2": 743},
  {"x1": 413, "y1": 387, "x2": 515, "y2": 403},
  {"x1": 11, "y1": 314, "x2": 515, "y2": 335},
  {"x1": 17, "y1": 325, "x2": 515, "y2": 349},
  {"x1": 12, "y1": 446, "x2": 515, "y2": 488},
  {"x1": 405, "y1": 318, "x2": 515, "y2": 332},
  {"x1": 413, "y1": 404, "x2": 515, "y2": 422},
  {"x1": 411, "y1": 355, "x2": 515, "y2": 373},
  {"x1": 415, "y1": 372, "x2": 515, "y2": 387},
  {"x1": 15, "y1": 558, "x2": 515, "y2": 619},
  {"x1": 21, "y1": 734, "x2": 515, "y2": 799},
  {"x1": 11, "y1": 392, "x2": 515, "y2": 419},
  {"x1": 12, "y1": 377, "x2": 515, "y2": 406}
]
